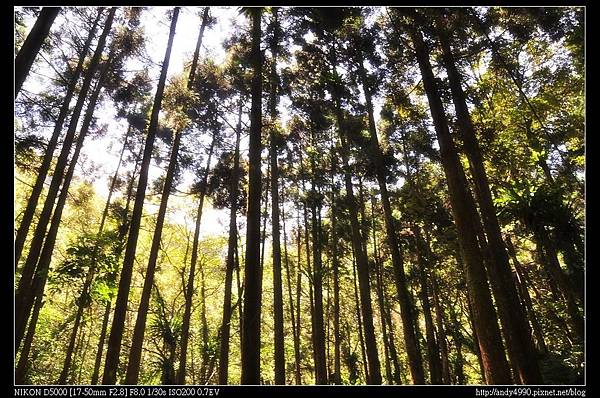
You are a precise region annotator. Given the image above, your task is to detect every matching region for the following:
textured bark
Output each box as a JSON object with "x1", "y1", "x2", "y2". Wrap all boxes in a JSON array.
[
  {"x1": 15, "y1": 7, "x2": 61, "y2": 96},
  {"x1": 102, "y1": 8, "x2": 179, "y2": 384},
  {"x1": 14, "y1": 8, "x2": 102, "y2": 265},
  {"x1": 407, "y1": 21, "x2": 512, "y2": 384},
  {"x1": 240, "y1": 8, "x2": 263, "y2": 384}
]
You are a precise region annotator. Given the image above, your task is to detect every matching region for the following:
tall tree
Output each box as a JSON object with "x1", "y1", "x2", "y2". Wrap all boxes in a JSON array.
[
  {"x1": 102, "y1": 7, "x2": 179, "y2": 384},
  {"x1": 401, "y1": 11, "x2": 513, "y2": 384},
  {"x1": 240, "y1": 7, "x2": 264, "y2": 385}
]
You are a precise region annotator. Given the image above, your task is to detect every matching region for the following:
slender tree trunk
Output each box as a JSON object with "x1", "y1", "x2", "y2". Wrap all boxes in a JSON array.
[
  {"x1": 436, "y1": 18, "x2": 542, "y2": 384},
  {"x1": 430, "y1": 272, "x2": 451, "y2": 384},
  {"x1": 177, "y1": 13, "x2": 213, "y2": 382},
  {"x1": 268, "y1": 8, "x2": 285, "y2": 384},
  {"x1": 240, "y1": 7, "x2": 263, "y2": 385},
  {"x1": 357, "y1": 55, "x2": 424, "y2": 384},
  {"x1": 330, "y1": 152, "x2": 342, "y2": 385},
  {"x1": 412, "y1": 228, "x2": 442, "y2": 384},
  {"x1": 217, "y1": 105, "x2": 242, "y2": 385},
  {"x1": 15, "y1": 292, "x2": 44, "y2": 384},
  {"x1": 505, "y1": 237, "x2": 548, "y2": 354},
  {"x1": 188, "y1": 7, "x2": 210, "y2": 88},
  {"x1": 372, "y1": 214, "x2": 393, "y2": 384},
  {"x1": 15, "y1": 7, "x2": 61, "y2": 96},
  {"x1": 351, "y1": 251, "x2": 369, "y2": 383},
  {"x1": 306, "y1": 134, "x2": 327, "y2": 385},
  {"x1": 102, "y1": 8, "x2": 179, "y2": 384},
  {"x1": 14, "y1": 8, "x2": 102, "y2": 265},
  {"x1": 15, "y1": 9, "x2": 115, "y2": 348},
  {"x1": 125, "y1": 128, "x2": 183, "y2": 383},
  {"x1": 282, "y1": 190, "x2": 301, "y2": 385},
  {"x1": 328, "y1": 39, "x2": 381, "y2": 385},
  {"x1": 407, "y1": 21, "x2": 512, "y2": 384},
  {"x1": 382, "y1": 286, "x2": 403, "y2": 385},
  {"x1": 18, "y1": 43, "x2": 114, "y2": 358}
]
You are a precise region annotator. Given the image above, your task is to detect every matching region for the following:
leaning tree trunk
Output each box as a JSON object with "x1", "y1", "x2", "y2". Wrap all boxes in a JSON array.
[
  {"x1": 240, "y1": 7, "x2": 263, "y2": 385},
  {"x1": 406, "y1": 20, "x2": 512, "y2": 384},
  {"x1": 125, "y1": 129, "x2": 184, "y2": 384},
  {"x1": 436, "y1": 16, "x2": 542, "y2": 384},
  {"x1": 17, "y1": 38, "x2": 114, "y2": 357},
  {"x1": 102, "y1": 7, "x2": 179, "y2": 384},
  {"x1": 412, "y1": 228, "x2": 442, "y2": 384},
  {"x1": 14, "y1": 8, "x2": 102, "y2": 265},
  {"x1": 15, "y1": 7, "x2": 61, "y2": 96},
  {"x1": 15, "y1": 9, "x2": 115, "y2": 350}
]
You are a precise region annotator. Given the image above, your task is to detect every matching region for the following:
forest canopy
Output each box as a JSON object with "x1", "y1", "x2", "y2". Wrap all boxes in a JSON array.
[{"x1": 14, "y1": 6, "x2": 584, "y2": 386}]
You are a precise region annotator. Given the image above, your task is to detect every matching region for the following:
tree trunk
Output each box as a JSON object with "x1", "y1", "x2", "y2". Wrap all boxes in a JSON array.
[
  {"x1": 15, "y1": 9, "x2": 115, "y2": 348},
  {"x1": 15, "y1": 7, "x2": 61, "y2": 96},
  {"x1": 330, "y1": 152, "x2": 342, "y2": 385},
  {"x1": 357, "y1": 55, "x2": 424, "y2": 384},
  {"x1": 102, "y1": 7, "x2": 179, "y2": 384},
  {"x1": 217, "y1": 104, "x2": 241, "y2": 385},
  {"x1": 14, "y1": 8, "x2": 102, "y2": 265},
  {"x1": 268, "y1": 8, "x2": 285, "y2": 384},
  {"x1": 240, "y1": 7, "x2": 263, "y2": 385},
  {"x1": 177, "y1": 11, "x2": 213, "y2": 382},
  {"x1": 436, "y1": 17, "x2": 542, "y2": 384},
  {"x1": 125, "y1": 127, "x2": 183, "y2": 383},
  {"x1": 328, "y1": 39, "x2": 381, "y2": 385},
  {"x1": 282, "y1": 192, "x2": 300, "y2": 385},
  {"x1": 17, "y1": 43, "x2": 114, "y2": 356},
  {"x1": 430, "y1": 272, "x2": 452, "y2": 384},
  {"x1": 505, "y1": 237, "x2": 548, "y2": 355},
  {"x1": 306, "y1": 135, "x2": 328, "y2": 385},
  {"x1": 351, "y1": 251, "x2": 369, "y2": 383},
  {"x1": 407, "y1": 21, "x2": 512, "y2": 384}
]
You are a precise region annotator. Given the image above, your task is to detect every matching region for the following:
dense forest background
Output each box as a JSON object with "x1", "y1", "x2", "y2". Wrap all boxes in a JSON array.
[{"x1": 14, "y1": 6, "x2": 584, "y2": 386}]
